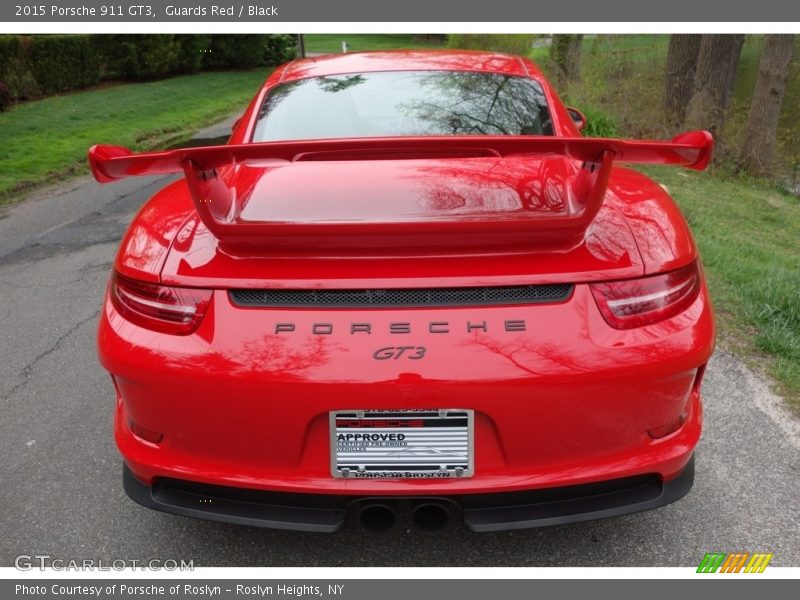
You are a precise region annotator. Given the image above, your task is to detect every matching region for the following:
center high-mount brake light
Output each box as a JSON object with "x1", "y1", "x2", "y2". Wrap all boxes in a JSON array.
[
  {"x1": 590, "y1": 261, "x2": 701, "y2": 329},
  {"x1": 109, "y1": 272, "x2": 212, "y2": 335}
]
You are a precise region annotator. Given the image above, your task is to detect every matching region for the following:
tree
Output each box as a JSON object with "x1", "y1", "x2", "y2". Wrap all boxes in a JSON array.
[
  {"x1": 723, "y1": 35, "x2": 746, "y2": 109},
  {"x1": 685, "y1": 35, "x2": 746, "y2": 140},
  {"x1": 550, "y1": 35, "x2": 583, "y2": 84},
  {"x1": 738, "y1": 35, "x2": 795, "y2": 177},
  {"x1": 664, "y1": 34, "x2": 702, "y2": 128}
]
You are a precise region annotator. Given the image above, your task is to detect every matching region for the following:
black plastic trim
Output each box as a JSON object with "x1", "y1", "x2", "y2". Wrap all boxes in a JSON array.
[
  {"x1": 462, "y1": 455, "x2": 694, "y2": 532},
  {"x1": 122, "y1": 455, "x2": 694, "y2": 533},
  {"x1": 229, "y1": 284, "x2": 574, "y2": 309},
  {"x1": 123, "y1": 465, "x2": 347, "y2": 532}
]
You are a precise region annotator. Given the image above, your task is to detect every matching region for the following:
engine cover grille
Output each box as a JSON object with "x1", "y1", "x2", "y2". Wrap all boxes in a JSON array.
[{"x1": 229, "y1": 284, "x2": 573, "y2": 308}]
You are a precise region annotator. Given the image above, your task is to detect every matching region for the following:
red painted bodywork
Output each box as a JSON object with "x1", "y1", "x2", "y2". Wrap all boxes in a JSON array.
[{"x1": 94, "y1": 51, "x2": 715, "y2": 503}]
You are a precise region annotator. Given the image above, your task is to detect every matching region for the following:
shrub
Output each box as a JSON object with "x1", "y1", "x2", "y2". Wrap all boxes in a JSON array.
[
  {"x1": 263, "y1": 34, "x2": 297, "y2": 65},
  {"x1": 29, "y1": 35, "x2": 100, "y2": 94},
  {"x1": 0, "y1": 35, "x2": 40, "y2": 100},
  {"x1": 203, "y1": 35, "x2": 296, "y2": 69},
  {"x1": 0, "y1": 81, "x2": 11, "y2": 111},
  {"x1": 174, "y1": 35, "x2": 210, "y2": 74},
  {"x1": 100, "y1": 35, "x2": 182, "y2": 80},
  {"x1": 0, "y1": 35, "x2": 18, "y2": 76},
  {"x1": 447, "y1": 34, "x2": 537, "y2": 56},
  {"x1": 204, "y1": 35, "x2": 266, "y2": 69},
  {"x1": 580, "y1": 106, "x2": 618, "y2": 138}
]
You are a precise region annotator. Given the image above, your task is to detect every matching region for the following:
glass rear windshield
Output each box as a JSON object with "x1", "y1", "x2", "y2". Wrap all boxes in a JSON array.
[{"x1": 252, "y1": 70, "x2": 553, "y2": 141}]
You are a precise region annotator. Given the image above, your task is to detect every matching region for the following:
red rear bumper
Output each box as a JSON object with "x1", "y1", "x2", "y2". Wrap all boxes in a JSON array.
[{"x1": 100, "y1": 282, "x2": 712, "y2": 508}]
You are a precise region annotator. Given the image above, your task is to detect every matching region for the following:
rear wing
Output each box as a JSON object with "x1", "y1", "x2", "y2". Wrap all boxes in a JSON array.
[{"x1": 88, "y1": 130, "x2": 712, "y2": 249}]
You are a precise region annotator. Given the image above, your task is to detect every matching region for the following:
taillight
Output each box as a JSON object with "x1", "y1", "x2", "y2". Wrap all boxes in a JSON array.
[
  {"x1": 109, "y1": 272, "x2": 212, "y2": 335},
  {"x1": 590, "y1": 261, "x2": 701, "y2": 329}
]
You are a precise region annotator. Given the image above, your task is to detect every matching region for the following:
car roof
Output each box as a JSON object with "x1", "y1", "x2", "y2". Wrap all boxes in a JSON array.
[{"x1": 278, "y1": 50, "x2": 541, "y2": 83}]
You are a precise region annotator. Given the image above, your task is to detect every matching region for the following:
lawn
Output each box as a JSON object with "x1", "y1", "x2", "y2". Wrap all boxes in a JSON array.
[
  {"x1": 303, "y1": 34, "x2": 444, "y2": 55},
  {"x1": 0, "y1": 69, "x2": 269, "y2": 200},
  {"x1": 640, "y1": 165, "x2": 800, "y2": 411}
]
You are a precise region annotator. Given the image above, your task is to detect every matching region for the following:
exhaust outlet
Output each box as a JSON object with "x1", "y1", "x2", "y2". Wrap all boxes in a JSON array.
[
  {"x1": 358, "y1": 503, "x2": 397, "y2": 532},
  {"x1": 411, "y1": 502, "x2": 450, "y2": 532}
]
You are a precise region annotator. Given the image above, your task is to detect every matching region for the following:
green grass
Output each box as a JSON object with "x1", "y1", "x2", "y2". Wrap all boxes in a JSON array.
[
  {"x1": 639, "y1": 165, "x2": 800, "y2": 411},
  {"x1": 303, "y1": 34, "x2": 444, "y2": 55},
  {"x1": 0, "y1": 69, "x2": 269, "y2": 201}
]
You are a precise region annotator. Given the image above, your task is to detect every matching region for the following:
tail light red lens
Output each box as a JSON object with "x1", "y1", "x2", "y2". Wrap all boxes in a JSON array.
[
  {"x1": 128, "y1": 418, "x2": 164, "y2": 444},
  {"x1": 110, "y1": 272, "x2": 212, "y2": 335},
  {"x1": 590, "y1": 261, "x2": 701, "y2": 329}
]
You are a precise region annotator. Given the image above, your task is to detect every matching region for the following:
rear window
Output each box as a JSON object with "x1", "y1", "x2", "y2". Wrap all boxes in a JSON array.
[{"x1": 252, "y1": 70, "x2": 553, "y2": 141}]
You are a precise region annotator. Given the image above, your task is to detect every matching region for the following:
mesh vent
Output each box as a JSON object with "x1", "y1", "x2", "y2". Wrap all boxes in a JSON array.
[{"x1": 229, "y1": 284, "x2": 572, "y2": 308}]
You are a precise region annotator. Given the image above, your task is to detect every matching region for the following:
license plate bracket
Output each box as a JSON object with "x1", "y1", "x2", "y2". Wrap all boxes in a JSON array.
[{"x1": 330, "y1": 409, "x2": 474, "y2": 479}]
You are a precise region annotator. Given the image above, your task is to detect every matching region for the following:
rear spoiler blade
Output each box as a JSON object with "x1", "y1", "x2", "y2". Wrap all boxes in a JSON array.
[{"x1": 88, "y1": 131, "x2": 712, "y2": 248}]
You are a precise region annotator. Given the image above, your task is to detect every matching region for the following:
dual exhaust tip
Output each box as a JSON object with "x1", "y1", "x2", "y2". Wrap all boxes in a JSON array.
[{"x1": 358, "y1": 501, "x2": 451, "y2": 532}]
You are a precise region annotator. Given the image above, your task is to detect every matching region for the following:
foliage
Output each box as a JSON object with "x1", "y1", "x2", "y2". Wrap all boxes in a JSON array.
[
  {"x1": 0, "y1": 81, "x2": 11, "y2": 111},
  {"x1": 263, "y1": 34, "x2": 298, "y2": 65},
  {"x1": 0, "y1": 36, "x2": 40, "y2": 101},
  {"x1": 29, "y1": 35, "x2": 100, "y2": 94},
  {"x1": 201, "y1": 34, "x2": 297, "y2": 68},
  {"x1": 580, "y1": 106, "x2": 617, "y2": 138},
  {"x1": 447, "y1": 34, "x2": 537, "y2": 55},
  {"x1": 174, "y1": 35, "x2": 211, "y2": 74},
  {"x1": 102, "y1": 35, "x2": 182, "y2": 80},
  {"x1": 0, "y1": 34, "x2": 293, "y2": 103},
  {"x1": 204, "y1": 35, "x2": 261, "y2": 68}
]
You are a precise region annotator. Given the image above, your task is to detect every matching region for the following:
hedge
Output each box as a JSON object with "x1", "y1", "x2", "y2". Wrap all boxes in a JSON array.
[
  {"x1": 0, "y1": 81, "x2": 10, "y2": 112},
  {"x1": 202, "y1": 34, "x2": 297, "y2": 69},
  {"x1": 1, "y1": 34, "x2": 99, "y2": 101},
  {"x1": 0, "y1": 34, "x2": 297, "y2": 109},
  {"x1": 29, "y1": 35, "x2": 100, "y2": 94},
  {"x1": 98, "y1": 34, "x2": 296, "y2": 79},
  {"x1": 0, "y1": 35, "x2": 40, "y2": 102}
]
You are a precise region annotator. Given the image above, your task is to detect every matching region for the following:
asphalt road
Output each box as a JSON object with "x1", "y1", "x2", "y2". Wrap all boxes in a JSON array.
[{"x1": 1, "y1": 118, "x2": 798, "y2": 568}]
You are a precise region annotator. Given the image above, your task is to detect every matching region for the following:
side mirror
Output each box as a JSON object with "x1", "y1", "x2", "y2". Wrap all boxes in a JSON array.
[
  {"x1": 566, "y1": 107, "x2": 586, "y2": 131},
  {"x1": 231, "y1": 117, "x2": 242, "y2": 134}
]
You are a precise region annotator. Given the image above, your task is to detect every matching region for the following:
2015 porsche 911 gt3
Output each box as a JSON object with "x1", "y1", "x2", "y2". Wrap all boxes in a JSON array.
[{"x1": 90, "y1": 50, "x2": 715, "y2": 533}]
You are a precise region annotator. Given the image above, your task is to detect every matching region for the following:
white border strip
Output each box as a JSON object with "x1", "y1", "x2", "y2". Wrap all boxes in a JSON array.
[
  {"x1": 2, "y1": 567, "x2": 799, "y2": 579},
  {"x1": 1, "y1": 22, "x2": 799, "y2": 34}
]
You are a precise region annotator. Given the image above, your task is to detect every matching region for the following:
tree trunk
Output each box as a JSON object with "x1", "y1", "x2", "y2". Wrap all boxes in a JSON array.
[
  {"x1": 550, "y1": 35, "x2": 583, "y2": 84},
  {"x1": 738, "y1": 35, "x2": 795, "y2": 177},
  {"x1": 722, "y1": 35, "x2": 746, "y2": 111},
  {"x1": 685, "y1": 35, "x2": 746, "y2": 140},
  {"x1": 566, "y1": 35, "x2": 583, "y2": 81},
  {"x1": 664, "y1": 34, "x2": 702, "y2": 128}
]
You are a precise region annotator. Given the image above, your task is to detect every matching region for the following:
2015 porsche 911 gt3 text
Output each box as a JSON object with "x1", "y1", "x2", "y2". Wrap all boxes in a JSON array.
[{"x1": 90, "y1": 51, "x2": 715, "y2": 533}]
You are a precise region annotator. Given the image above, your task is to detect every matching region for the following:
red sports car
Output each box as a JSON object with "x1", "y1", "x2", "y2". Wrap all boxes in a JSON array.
[{"x1": 90, "y1": 50, "x2": 715, "y2": 533}]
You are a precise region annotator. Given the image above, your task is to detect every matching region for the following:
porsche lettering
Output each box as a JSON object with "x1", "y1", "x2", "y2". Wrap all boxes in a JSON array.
[{"x1": 272, "y1": 320, "x2": 527, "y2": 335}]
